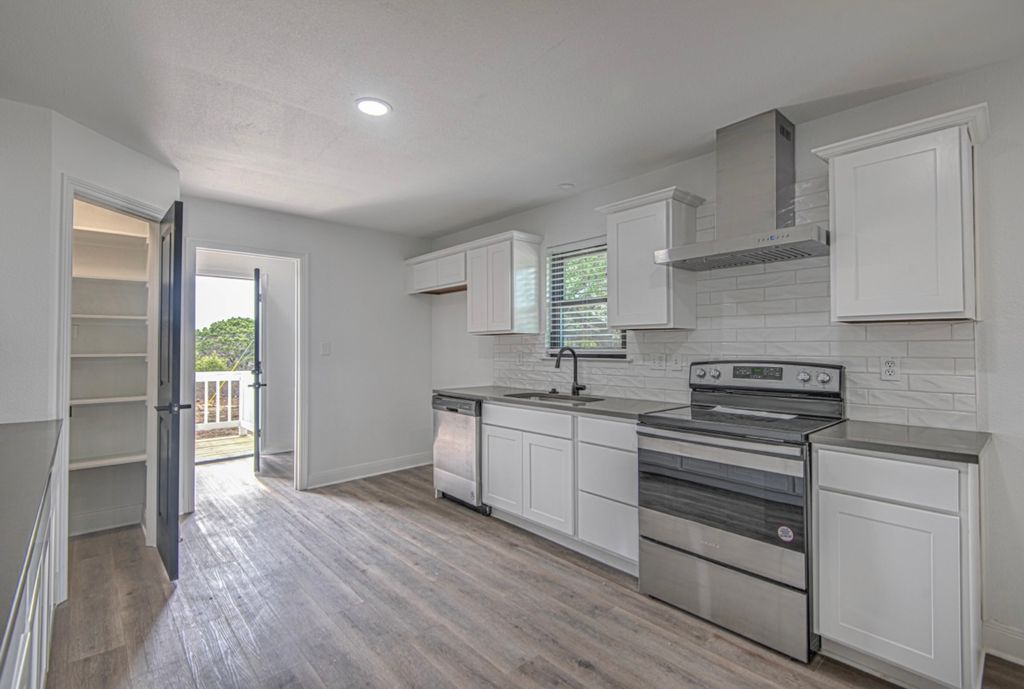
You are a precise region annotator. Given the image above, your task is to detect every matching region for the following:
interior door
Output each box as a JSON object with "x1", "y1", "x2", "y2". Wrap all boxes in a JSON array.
[
  {"x1": 156, "y1": 200, "x2": 187, "y2": 581},
  {"x1": 251, "y1": 268, "x2": 266, "y2": 472}
]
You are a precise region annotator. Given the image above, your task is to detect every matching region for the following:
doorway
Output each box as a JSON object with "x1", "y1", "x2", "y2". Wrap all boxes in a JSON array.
[
  {"x1": 183, "y1": 246, "x2": 302, "y2": 509},
  {"x1": 193, "y1": 274, "x2": 257, "y2": 463}
]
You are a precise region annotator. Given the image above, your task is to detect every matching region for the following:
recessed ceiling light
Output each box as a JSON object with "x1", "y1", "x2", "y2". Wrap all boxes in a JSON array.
[
  {"x1": 356, "y1": 98, "x2": 392, "y2": 117},
  {"x1": 558, "y1": 182, "x2": 576, "y2": 192}
]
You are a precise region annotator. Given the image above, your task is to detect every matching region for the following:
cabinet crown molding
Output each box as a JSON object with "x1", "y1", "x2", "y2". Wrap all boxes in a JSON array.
[
  {"x1": 812, "y1": 102, "x2": 990, "y2": 161},
  {"x1": 595, "y1": 187, "x2": 705, "y2": 215},
  {"x1": 405, "y1": 230, "x2": 542, "y2": 265}
]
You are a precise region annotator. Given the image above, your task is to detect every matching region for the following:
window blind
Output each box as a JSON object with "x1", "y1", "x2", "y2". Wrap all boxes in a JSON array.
[{"x1": 547, "y1": 244, "x2": 626, "y2": 355}]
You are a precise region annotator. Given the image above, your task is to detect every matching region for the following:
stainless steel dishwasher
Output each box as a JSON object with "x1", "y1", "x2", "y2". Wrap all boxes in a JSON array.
[{"x1": 432, "y1": 394, "x2": 488, "y2": 513}]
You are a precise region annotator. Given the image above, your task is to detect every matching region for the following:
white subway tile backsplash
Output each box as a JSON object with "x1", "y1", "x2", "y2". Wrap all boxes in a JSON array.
[
  {"x1": 908, "y1": 374, "x2": 976, "y2": 394},
  {"x1": 737, "y1": 300, "x2": 796, "y2": 315},
  {"x1": 796, "y1": 297, "x2": 830, "y2": 312},
  {"x1": 737, "y1": 272, "x2": 796, "y2": 289},
  {"x1": 906, "y1": 409, "x2": 976, "y2": 431},
  {"x1": 909, "y1": 340, "x2": 975, "y2": 357},
  {"x1": 764, "y1": 282, "x2": 829, "y2": 300},
  {"x1": 493, "y1": 180, "x2": 976, "y2": 431},
  {"x1": 867, "y1": 389, "x2": 954, "y2": 410}
]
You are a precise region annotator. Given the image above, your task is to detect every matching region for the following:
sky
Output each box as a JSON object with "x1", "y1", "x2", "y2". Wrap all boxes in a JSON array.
[{"x1": 195, "y1": 275, "x2": 254, "y2": 329}]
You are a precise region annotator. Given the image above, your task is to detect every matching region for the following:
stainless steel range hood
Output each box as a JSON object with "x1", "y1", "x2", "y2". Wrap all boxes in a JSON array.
[{"x1": 655, "y1": 110, "x2": 829, "y2": 271}]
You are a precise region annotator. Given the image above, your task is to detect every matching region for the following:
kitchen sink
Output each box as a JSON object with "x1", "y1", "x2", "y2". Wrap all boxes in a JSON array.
[{"x1": 504, "y1": 392, "x2": 605, "y2": 404}]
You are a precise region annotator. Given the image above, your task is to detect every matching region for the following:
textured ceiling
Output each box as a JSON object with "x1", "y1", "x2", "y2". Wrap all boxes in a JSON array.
[{"x1": 3, "y1": 1, "x2": 1024, "y2": 236}]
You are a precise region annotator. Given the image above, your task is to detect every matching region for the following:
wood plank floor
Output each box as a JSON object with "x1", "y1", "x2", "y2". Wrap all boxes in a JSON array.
[{"x1": 46, "y1": 455, "x2": 1024, "y2": 689}]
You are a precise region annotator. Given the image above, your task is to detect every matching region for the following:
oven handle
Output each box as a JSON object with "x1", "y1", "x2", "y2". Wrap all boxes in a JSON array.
[{"x1": 638, "y1": 433, "x2": 804, "y2": 478}]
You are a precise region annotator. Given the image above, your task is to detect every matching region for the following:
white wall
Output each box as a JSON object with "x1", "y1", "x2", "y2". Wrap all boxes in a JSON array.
[
  {"x1": 183, "y1": 196, "x2": 434, "y2": 489},
  {"x1": 430, "y1": 292, "x2": 493, "y2": 389},
  {"x1": 195, "y1": 249, "x2": 297, "y2": 454},
  {"x1": 430, "y1": 53, "x2": 1024, "y2": 660},
  {"x1": 0, "y1": 99, "x2": 56, "y2": 422}
]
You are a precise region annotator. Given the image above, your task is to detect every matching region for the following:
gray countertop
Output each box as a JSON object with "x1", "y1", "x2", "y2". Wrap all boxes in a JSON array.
[
  {"x1": 810, "y1": 420, "x2": 990, "y2": 464},
  {"x1": 1, "y1": 419, "x2": 61, "y2": 663},
  {"x1": 433, "y1": 386, "x2": 682, "y2": 420}
]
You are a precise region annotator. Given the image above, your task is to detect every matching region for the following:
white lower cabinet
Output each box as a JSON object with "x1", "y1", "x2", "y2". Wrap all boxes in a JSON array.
[
  {"x1": 522, "y1": 432, "x2": 574, "y2": 535},
  {"x1": 818, "y1": 490, "x2": 961, "y2": 686},
  {"x1": 481, "y1": 407, "x2": 640, "y2": 571},
  {"x1": 481, "y1": 424, "x2": 523, "y2": 514},
  {"x1": 813, "y1": 444, "x2": 981, "y2": 689}
]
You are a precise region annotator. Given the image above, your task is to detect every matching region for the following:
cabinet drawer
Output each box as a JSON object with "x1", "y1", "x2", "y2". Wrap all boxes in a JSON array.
[
  {"x1": 436, "y1": 253, "x2": 466, "y2": 286},
  {"x1": 817, "y1": 448, "x2": 959, "y2": 513},
  {"x1": 578, "y1": 442, "x2": 637, "y2": 506},
  {"x1": 578, "y1": 492, "x2": 638, "y2": 561},
  {"x1": 482, "y1": 403, "x2": 571, "y2": 439},
  {"x1": 577, "y1": 416, "x2": 636, "y2": 451}
]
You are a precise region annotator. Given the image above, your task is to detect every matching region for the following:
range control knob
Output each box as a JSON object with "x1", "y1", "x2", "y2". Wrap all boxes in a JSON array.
[
  {"x1": 710, "y1": 368, "x2": 722, "y2": 379},
  {"x1": 694, "y1": 367, "x2": 707, "y2": 379},
  {"x1": 817, "y1": 371, "x2": 832, "y2": 385},
  {"x1": 797, "y1": 370, "x2": 811, "y2": 383}
]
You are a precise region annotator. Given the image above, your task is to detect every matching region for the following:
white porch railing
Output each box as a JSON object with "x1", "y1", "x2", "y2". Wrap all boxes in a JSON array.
[{"x1": 195, "y1": 370, "x2": 254, "y2": 433}]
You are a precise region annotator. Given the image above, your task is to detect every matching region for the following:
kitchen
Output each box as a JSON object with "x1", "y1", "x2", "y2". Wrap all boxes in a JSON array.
[{"x1": 2, "y1": 3, "x2": 1024, "y2": 689}]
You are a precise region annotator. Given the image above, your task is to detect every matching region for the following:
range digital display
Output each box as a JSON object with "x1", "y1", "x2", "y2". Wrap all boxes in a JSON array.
[{"x1": 733, "y1": 365, "x2": 783, "y2": 381}]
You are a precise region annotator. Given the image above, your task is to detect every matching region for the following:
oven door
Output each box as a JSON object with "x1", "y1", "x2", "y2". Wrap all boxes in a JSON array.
[{"x1": 638, "y1": 427, "x2": 808, "y2": 589}]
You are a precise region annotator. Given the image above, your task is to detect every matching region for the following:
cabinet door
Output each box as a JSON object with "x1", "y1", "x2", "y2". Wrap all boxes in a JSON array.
[
  {"x1": 607, "y1": 202, "x2": 670, "y2": 328},
  {"x1": 522, "y1": 432, "x2": 574, "y2": 534},
  {"x1": 466, "y1": 247, "x2": 489, "y2": 333},
  {"x1": 486, "y1": 241, "x2": 512, "y2": 332},
  {"x1": 832, "y1": 127, "x2": 968, "y2": 320},
  {"x1": 482, "y1": 425, "x2": 523, "y2": 513},
  {"x1": 436, "y1": 252, "x2": 466, "y2": 287},
  {"x1": 409, "y1": 260, "x2": 438, "y2": 293},
  {"x1": 818, "y1": 490, "x2": 961, "y2": 686}
]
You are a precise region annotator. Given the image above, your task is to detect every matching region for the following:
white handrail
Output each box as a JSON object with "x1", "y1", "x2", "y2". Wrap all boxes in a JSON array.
[{"x1": 195, "y1": 370, "x2": 253, "y2": 432}]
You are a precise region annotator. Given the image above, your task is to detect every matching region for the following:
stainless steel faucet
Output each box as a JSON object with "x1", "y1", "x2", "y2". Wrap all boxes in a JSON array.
[{"x1": 554, "y1": 347, "x2": 587, "y2": 396}]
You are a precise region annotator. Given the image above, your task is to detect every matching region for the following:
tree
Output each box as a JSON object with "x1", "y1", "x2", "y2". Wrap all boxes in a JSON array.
[
  {"x1": 195, "y1": 317, "x2": 255, "y2": 371},
  {"x1": 195, "y1": 354, "x2": 229, "y2": 372}
]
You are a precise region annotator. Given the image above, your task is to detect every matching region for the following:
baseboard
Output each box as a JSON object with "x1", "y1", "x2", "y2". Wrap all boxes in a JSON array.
[
  {"x1": 491, "y1": 507, "x2": 639, "y2": 577},
  {"x1": 985, "y1": 621, "x2": 1024, "y2": 666},
  {"x1": 69, "y1": 504, "x2": 143, "y2": 536},
  {"x1": 306, "y1": 451, "x2": 431, "y2": 489}
]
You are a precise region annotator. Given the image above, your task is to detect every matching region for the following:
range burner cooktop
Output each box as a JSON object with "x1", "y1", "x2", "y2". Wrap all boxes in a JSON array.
[
  {"x1": 640, "y1": 404, "x2": 841, "y2": 444},
  {"x1": 638, "y1": 360, "x2": 845, "y2": 444}
]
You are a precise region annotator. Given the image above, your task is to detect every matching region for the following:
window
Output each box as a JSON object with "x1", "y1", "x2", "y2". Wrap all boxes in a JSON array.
[{"x1": 547, "y1": 242, "x2": 626, "y2": 356}]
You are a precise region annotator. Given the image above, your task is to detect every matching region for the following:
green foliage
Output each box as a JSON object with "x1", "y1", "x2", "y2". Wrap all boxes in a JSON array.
[
  {"x1": 548, "y1": 250, "x2": 624, "y2": 351},
  {"x1": 195, "y1": 354, "x2": 229, "y2": 372},
  {"x1": 195, "y1": 316, "x2": 254, "y2": 371}
]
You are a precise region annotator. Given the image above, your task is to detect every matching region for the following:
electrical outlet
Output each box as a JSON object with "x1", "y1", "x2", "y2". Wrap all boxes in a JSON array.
[
  {"x1": 668, "y1": 354, "x2": 685, "y2": 371},
  {"x1": 881, "y1": 357, "x2": 901, "y2": 381},
  {"x1": 651, "y1": 353, "x2": 667, "y2": 371},
  {"x1": 320, "y1": 342, "x2": 331, "y2": 356}
]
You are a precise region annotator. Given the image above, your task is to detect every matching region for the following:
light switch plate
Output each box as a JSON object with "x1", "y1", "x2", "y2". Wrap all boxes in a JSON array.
[
  {"x1": 320, "y1": 342, "x2": 331, "y2": 356},
  {"x1": 881, "y1": 357, "x2": 901, "y2": 381},
  {"x1": 651, "y1": 353, "x2": 667, "y2": 371}
]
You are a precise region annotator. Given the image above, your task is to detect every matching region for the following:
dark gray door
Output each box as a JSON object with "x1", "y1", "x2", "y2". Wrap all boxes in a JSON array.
[
  {"x1": 156, "y1": 200, "x2": 187, "y2": 581},
  {"x1": 251, "y1": 268, "x2": 265, "y2": 472}
]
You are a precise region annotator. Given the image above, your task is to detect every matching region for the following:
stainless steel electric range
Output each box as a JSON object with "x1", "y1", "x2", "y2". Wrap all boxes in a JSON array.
[{"x1": 636, "y1": 360, "x2": 845, "y2": 662}]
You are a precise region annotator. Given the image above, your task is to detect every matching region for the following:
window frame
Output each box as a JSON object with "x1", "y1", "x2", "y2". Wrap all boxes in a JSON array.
[{"x1": 545, "y1": 239, "x2": 626, "y2": 359}]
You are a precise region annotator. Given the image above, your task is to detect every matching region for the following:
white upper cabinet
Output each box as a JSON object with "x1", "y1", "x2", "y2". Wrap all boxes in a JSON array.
[
  {"x1": 466, "y1": 235, "x2": 540, "y2": 335},
  {"x1": 406, "y1": 251, "x2": 466, "y2": 294},
  {"x1": 597, "y1": 187, "x2": 702, "y2": 329},
  {"x1": 813, "y1": 104, "x2": 989, "y2": 322},
  {"x1": 407, "y1": 231, "x2": 541, "y2": 335}
]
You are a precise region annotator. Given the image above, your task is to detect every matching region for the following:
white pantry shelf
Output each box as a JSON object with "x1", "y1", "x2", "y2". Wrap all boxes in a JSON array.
[
  {"x1": 71, "y1": 313, "x2": 147, "y2": 322},
  {"x1": 69, "y1": 453, "x2": 147, "y2": 471},
  {"x1": 71, "y1": 352, "x2": 147, "y2": 359},
  {"x1": 70, "y1": 395, "x2": 148, "y2": 406},
  {"x1": 72, "y1": 275, "x2": 148, "y2": 285}
]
